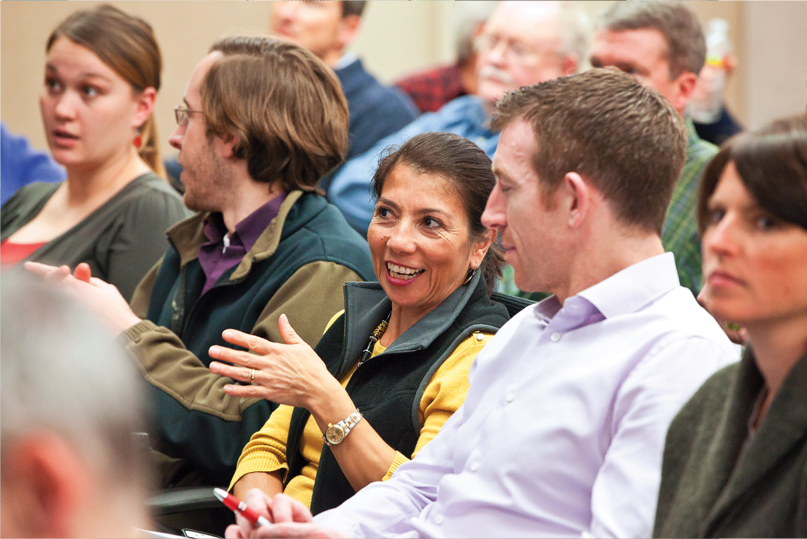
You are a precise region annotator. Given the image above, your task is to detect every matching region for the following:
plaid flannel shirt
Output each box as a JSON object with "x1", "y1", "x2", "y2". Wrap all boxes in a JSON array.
[
  {"x1": 662, "y1": 119, "x2": 718, "y2": 296},
  {"x1": 395, "y1": 63, "x2": 467, "y2": 113}
]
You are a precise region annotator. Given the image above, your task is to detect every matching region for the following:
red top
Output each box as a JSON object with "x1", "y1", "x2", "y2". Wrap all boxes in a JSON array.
[{"x1": 0, "y1": 239, "x2": 47, "y2": 266}]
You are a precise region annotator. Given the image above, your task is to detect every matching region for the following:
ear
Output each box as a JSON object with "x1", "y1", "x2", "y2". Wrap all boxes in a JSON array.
[
  {"x1": 469, "y1": 228, "x2": 497, "y2": 271},
  {"x1": 217, "y1": 133, "x2": 240, "y2": 160},
  {"x1": 671, "y1": 71, "x2": 698, "y2": 113},
  {"x1": 132, "y1": 87, "x2": 157, "y2": 131},
  {"x1": 2, "y1": 434, "x2": 91, "y2": 538},
  {"x1": 561, "y1": 172, "x2": 592, "y2": 229},
  {"x1": 336, "y1": 14, "x2": 361, "y2": 50}
]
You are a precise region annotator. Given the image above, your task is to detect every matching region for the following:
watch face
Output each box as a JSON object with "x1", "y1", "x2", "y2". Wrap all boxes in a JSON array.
[{"x1": 326, "y1": 424, "x2": 345, "y2": 445}]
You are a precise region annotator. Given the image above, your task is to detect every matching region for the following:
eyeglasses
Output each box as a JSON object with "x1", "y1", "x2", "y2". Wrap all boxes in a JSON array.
[
  {"x1": 174, "y1": 105, "x2": 205, "y2": 126},
  {"x1": 474, "y1": 33, "x2": 551, "y2": 65}
]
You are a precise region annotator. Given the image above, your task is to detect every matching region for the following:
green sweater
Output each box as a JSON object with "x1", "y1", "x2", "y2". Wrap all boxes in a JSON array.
[
  {"x1": 123, "y1": 191, "x2": 374, "y2": 486},
  {"x1": 654, "y1": 348, "x2": 807, "y2": 537}
]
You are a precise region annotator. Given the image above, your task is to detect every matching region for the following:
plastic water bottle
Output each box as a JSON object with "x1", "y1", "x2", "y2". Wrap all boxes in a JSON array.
[{"x1": 687, "y1": 19, "x2": 731, "y2": 124}]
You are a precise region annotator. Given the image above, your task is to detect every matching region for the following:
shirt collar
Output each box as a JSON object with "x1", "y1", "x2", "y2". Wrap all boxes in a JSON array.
[
  {"x1": 577, "y1": 252, "x2": 680, "y2": 319},
  {"x1": 333, "y1": 52, "x2": 359, "y2": 71},
  {"x1": 203, "y1": 193, "x2": 287, "y2": 252}
]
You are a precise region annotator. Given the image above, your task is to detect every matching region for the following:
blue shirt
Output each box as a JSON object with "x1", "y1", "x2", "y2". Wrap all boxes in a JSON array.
[
  {"x1": 327, "y1": 95, "x2": 499, "y2": 234},
  {"x1": 1, "y1": 123, "x2": 65, "y2": 205}
]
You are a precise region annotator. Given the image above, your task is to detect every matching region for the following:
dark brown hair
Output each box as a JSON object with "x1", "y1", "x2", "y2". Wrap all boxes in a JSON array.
[
  {"x1": 598, "y1": 2, "x2": 706, "y2": 79},
  {"x1": 698, "y1": 114, "x2": 807, "y2": 233},
  {"x1": 47, "y1": 4, "x2": 164, "y2": 177},
  {"x1": 372, "y1": 132, "x2": 504, "y2": 295},
  {"x1": 492, "y1": 68, "x2": 687, "y2": 236},
  {"x1": 204, "y1": 36, "x2": 349, "y2": 193},
  {"x1": 341, "y1": 1, "x2": 367, "y2": 18}
]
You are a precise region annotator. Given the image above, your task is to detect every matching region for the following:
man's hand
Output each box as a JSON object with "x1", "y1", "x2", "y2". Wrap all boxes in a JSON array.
[
  {"x1": 224, "y1": 490, "x2": 345, "y2": 538},
  {"x1": 24, "y1": 261, "x2": 142, "y2": 334}
]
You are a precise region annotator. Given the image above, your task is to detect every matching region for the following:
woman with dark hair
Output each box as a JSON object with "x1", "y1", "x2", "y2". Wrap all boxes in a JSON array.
[
  {"x1": 654, "y1": 115, "x2": 807, "y2": 538},
  {"x1": 1, "y1": 5, "x2": 188, "y2": 300},
  {"x1": 209, "y1": 132, "x2": 511, "y2": 514}
]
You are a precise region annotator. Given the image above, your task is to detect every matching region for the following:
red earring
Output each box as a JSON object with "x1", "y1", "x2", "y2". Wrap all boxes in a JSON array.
[{"x1": 134, "y1": 134, "x2": 142, "y2": 148}]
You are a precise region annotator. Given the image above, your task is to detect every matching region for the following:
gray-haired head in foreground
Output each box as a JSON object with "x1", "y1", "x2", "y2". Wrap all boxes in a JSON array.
[
  {"x1": 492, "y1": 68, "x2": 687, "y2": 236},
  {"x1": 1, "y1": 274, "x2": 151, "y2": 490}
]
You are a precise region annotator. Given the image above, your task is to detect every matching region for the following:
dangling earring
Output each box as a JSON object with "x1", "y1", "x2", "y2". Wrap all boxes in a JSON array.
[
  {"x1": 463, "y1": 266, "x2": 477, "y2": 285},
  {"x1": 134, "y1": 133, "x2": 142, "y2": 148}
]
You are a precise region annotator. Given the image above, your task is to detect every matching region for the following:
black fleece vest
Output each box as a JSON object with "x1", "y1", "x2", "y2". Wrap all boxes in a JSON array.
[{"x1": 284, "y1": 277, "x2": 510, "y2": 514}]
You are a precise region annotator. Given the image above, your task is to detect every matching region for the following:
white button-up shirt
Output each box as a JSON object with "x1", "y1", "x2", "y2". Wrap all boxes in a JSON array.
[{"x1": 316, "y1": 253, "x2": 738, "y2": 538}]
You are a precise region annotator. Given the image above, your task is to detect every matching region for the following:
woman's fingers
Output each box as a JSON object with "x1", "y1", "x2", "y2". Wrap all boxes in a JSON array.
[
  {"x1": 209, "y1": 343, "x2": 264, "y2": 368},
  {"x1": 222, "y1": 328, "x2": 274, "y2": 354},
  {"x1": 209, "y1": 360, "x2": 255, "y2": 382}
]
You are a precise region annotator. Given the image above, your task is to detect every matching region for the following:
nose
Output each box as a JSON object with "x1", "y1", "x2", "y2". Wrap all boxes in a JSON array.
[
  {"x1": 385, "y1": 221, "x2": 418, "y2": 255},
  {"x1": 703, "y1": 212, "x2": 739, "y2": 260},
  {"x1": 273, "y1": 2, "x2": 297, "y2": 24},
  {"x1": 484, "y1": 39, "x2": 509, "y2": 67},
  {"x1": 53, "y1": 91, "x2": 79, "y2": 121},
  {"x1": 168, "y1": 124, "x2": 184, "y2": 150},
  {"x1": 481, "y1": 183, "x2": 506, "y2": 231}
]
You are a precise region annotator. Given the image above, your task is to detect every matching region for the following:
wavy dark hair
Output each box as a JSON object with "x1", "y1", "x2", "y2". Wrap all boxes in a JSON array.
[{"x1": 372, "y1": 132, "x2": 504, "y2": 295}]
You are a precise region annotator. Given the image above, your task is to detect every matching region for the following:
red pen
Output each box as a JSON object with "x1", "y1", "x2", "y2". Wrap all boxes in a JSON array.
[{"x1": 213, "y1": 488, "x2": 272, "y2": 527}]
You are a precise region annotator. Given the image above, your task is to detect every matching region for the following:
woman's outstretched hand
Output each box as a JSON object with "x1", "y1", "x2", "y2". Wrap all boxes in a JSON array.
[{"x1": 209, "y1": 314, "x2": 341, "y2": 410}]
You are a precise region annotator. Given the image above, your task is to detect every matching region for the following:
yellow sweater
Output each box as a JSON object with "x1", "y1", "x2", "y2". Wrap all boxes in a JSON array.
[{"x1": 229, "y1": 312, "x2": 493, "y2": 508}]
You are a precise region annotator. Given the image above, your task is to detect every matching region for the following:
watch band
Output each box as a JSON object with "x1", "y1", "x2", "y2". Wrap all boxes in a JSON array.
[{"x1": 323, "y1": 408, "x2": 363, "y2": 446}]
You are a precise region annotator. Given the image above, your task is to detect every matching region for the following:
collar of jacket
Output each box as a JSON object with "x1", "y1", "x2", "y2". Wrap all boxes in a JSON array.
[
  {"x1": 337, "y1": 269, "x2": 486, "y2": 376},
  {"x1": 164, "y1": 190, "x2": 306, "y2": 276}
]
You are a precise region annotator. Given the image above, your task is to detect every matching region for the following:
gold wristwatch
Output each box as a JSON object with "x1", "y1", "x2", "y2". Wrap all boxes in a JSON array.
[{"x1": 323, "y1": 409, "x2": 363, "y2": 446}]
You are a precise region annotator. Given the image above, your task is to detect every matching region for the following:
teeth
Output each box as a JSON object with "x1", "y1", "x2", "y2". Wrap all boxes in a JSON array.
[{"x1": 386, "y1": 262, "x2": 424, "y2": 280}]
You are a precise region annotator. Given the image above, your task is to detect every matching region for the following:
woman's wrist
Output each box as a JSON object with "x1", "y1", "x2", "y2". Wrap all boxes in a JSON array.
[{"x1": 306, "y1": 379, "x2": 357, "y2": 429}]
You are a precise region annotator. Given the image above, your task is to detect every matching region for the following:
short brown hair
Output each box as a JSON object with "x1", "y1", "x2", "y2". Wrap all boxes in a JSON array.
[
  {"x1": 698, "y1": 114, "x2": 807, "y2": 234},
  {"x1": 492, "y1": 68, "x2": 687, "y2": 235},
  {"x1": 341, "y1": 1, "x2": 367, "y2": 18},
  {"x1": 204, "y1": 36, "x2": 349, "y2": 193},
  {"x1": 47, "y1": 4, "x2": 164, "y2": 176},
  {"x1": 372, "y1": 132, "x2": 505, "y2": 295},
  {"x1": 598, "y1": 2, "x2": 706, "y2": 78}
]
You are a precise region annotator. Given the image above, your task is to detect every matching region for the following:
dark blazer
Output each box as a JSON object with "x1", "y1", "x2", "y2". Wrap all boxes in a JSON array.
[{"x1": 654, "y1": 348, "x2": 807, "y2": 538}]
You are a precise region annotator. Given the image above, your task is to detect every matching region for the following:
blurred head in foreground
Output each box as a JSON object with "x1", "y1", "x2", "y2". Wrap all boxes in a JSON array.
[{"x1": 0, "y1": 274, "x2": 151, "y2": 538}]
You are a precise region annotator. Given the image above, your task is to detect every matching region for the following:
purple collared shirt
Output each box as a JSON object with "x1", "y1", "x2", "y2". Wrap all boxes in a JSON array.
[{"x1": 198, "y1": 193, "x2": 287, "y2": 295}]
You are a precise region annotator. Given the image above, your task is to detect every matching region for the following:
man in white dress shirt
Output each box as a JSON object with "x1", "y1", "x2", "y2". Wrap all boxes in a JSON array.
[{"x1": 224, "y1": 69, "x2": 737, "y2": 539}]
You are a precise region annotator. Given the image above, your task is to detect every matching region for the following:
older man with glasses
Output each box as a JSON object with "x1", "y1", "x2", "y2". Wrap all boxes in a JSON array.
[{"x1": 324, "y1": 1, "x2": 590, "y2": 237}]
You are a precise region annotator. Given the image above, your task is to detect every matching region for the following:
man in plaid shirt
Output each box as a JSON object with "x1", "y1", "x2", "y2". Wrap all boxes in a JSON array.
[{"x1": 590, "y1": 2, "x2": 718, "y2": 296}]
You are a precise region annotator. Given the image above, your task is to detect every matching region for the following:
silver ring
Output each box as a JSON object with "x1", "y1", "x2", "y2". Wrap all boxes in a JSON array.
[{"x1": 250, "y1": 369, "x2": 256, "y2": 383}]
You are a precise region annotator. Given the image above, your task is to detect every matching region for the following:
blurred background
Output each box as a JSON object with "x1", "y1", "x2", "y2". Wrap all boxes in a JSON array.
[{"x1": 2, "y1": 1, "x2": 806, "y2": 158}]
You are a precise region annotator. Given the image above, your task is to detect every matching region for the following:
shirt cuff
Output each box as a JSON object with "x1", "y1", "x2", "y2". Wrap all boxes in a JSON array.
[{"x1": 382, "y1": 451, "x2": 410, "y2": 481}]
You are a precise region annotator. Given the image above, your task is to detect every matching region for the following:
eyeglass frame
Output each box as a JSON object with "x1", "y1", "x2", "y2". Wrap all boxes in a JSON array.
[
  {"x1": 174, "y1": 105, "x2": 205, "y2": 127},
  {"x1": 473, "y1": 32, "x2": 559, "y2": 65}
]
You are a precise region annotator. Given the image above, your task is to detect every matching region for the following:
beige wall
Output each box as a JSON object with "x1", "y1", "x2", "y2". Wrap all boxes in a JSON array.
[{"x1": 1, "y1": 1, "x2": 804, "y2": 161}]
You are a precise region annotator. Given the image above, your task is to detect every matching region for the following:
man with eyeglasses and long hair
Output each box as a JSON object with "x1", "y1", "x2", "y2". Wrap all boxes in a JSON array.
[{"x1": 27, "y1": 36, "x2": 375, "y2": 490}]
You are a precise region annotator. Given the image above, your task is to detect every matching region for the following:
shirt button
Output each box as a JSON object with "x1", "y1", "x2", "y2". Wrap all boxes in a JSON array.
[
  {"x1": 434, "y1": 514, "x2": 444, "y2": 525},
  {"x1": 470, "y1": 461, "x2": 480, "y2": 471},
  {"x1": 474, "y1": 332, "x2": 484, "y2": 342},
  {"x1": 550, "y1": 332, "x2": 562, "y2": 342},
  {"x1": 505, "y1": 392, "x2": 515, "y2": 402}
]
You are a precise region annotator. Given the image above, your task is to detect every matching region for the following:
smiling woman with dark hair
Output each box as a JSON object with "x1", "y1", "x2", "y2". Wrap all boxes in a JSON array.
[
  {"x1": 654, "y1": 114, "x2": 807, "y2": 538},
  {"x1": 210, "y1": 132, "x2": 511, "y2": 514}
]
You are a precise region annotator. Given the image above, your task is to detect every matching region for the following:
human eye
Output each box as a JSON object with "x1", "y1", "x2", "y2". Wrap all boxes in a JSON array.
[
  {"x1": 754, "y1": 213, "x2": 781, "y2": 231},
  {"x1": 82, "y1": 85, "x2": 100, "y2": 99},
  {"x1": 374, "y1": 205, "x2": 393, "y2": 220},
  {"x1": 44, "y1": 76, "x2": 62, "y2": 94},
  {"x1": 423, "y1": 216, "x2": 443, "y2": 229},
  {"x1": 705, "y1": 207, "x2": 725, "y2": 227}
]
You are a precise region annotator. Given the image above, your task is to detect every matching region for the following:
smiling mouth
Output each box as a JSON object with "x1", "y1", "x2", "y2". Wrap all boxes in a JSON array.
[{"x1": 387, "y1": 262, "x2": 424, "y2": 281}]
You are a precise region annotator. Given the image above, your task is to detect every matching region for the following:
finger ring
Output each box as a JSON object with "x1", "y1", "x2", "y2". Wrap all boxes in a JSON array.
[{"x1": 250, "y1": 368, "x2": 256, "y2": 383}]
